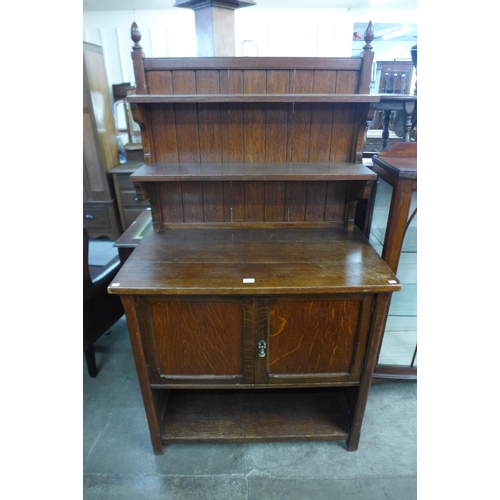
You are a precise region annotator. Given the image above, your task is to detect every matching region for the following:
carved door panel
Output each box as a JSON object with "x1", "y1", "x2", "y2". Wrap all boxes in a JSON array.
[
  {"x1": 138, "y1": 297, "x2": 255, "y2": 385},
  {"x1": 257, "y1": 296, "x2": 374, "y2": 385}
]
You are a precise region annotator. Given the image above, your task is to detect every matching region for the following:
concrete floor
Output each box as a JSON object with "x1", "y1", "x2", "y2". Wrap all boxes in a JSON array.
[{"x1": 83, "y1": 316, "x2": 417, "y2": 500}]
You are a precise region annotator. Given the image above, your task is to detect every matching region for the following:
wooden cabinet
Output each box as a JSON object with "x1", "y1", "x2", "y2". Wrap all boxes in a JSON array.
[
  {"x1": 108, "y1": 22, "x2": 401, "y2": 455},
  {"x1": 83, "y1": 202, "x2": 120, "y2": 235},
  {"x1": 113, "y1": 225, "x2": 400, "y2": 453},
  {"x1": 369, "y1": 143, "x2": 417, "y2": 379},
  {"x1": 83, "y1": 42, "x2": 122, "y2": 240},
  {"x1": 110, "y1": 162, "x2": 150, "y2": 231}
]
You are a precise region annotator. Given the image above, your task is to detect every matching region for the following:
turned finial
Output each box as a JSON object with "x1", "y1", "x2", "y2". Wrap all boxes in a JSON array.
[
  {"x1": 131, "y1": 22, "x2": 142, "y2": 50},
  {"x1": 363, "y1": 21, "x2": 374, "y2": 51}
]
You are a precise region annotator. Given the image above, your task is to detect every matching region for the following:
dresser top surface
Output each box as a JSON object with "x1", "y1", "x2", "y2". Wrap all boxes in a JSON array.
[{"x1": 109, "y1": 227, "x2": 400, "y2": 296}]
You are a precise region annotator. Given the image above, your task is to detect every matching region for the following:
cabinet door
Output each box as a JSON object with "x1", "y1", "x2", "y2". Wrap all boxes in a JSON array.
[
  {"x1": 256, "y1": 295, "x2": 374, "y2": 385},
  {"x1": 137, "y1": 297, "x2": 255, "y2": 386}
]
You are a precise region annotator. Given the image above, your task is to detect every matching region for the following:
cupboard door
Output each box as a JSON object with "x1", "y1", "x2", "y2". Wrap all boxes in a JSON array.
[
  {"x1": 258, "y1": 296, "x2": 373, "y2": 384},
  {"x1": 138, "y1": 297, "x2": 254, "y2": 385}
]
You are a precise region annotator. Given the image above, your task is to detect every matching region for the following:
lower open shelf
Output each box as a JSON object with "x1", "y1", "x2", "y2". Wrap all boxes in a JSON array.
[{"x1": 160, "y1": 388, "x2": 351, "y2": 444}]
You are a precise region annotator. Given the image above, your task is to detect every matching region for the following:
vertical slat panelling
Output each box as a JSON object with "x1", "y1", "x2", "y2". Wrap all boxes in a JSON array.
[
  {"x1": 139, "y1": 64, "x2": 368, "y2": 227},
  {"x1": 335, "y1": 71, "x2": 359, "y2": 93},
  {"x1": 330, "y1": 69, "x2": 358, "y2": 162},
  {"x1": 174, "y1": 102, "x2": 200, "y2": 162},
  {"x1": 244, "y1": 181, "x2": 265, "y2": 221},
  {"x1": 172, "y1": 71, "x2": 200, "y2": 162},
  {"x1": 324, "y1": 182, "x2": 349, "y2": 222},
  {"x1": 266, "y1": 70, "x2": 289, "y2": 93},
  {"x1": 221, "y1": 71, "x2": 244, "y2": 162},
  {"x1": 314, "y1": 70, "x2": 338, "y2": 94},
  {"x1": 172, "y1": 70, "x2": 196, "y2": 93},
  {"x1": 150, "y1": 105, "x2": 179, "y2": 163},
  {"x1": 287, "y1": 70, "x2": 313, "y2": 162},
  {"x1": 309, "y1": 71, "x2": 337, "y2": 162},
  {"x1": 146, "y1": 74, "x2": 177, "y2": 163},
  {"x1": 195, "y1": 70, "x2": 220, "y2": 93},
  {"x1": 243, "y1": 71, "x2": 266, "y2": 162},
  {"x1": 223, "y1": 182, "x2": 233, "y2": 222},
  {"x1": 243, "y1": 68, "x2": 266, "y2": 217},
  {"x1": 196, "y1": 71, "x2": 223, "y2": 163},
  {"x1": 288, "y1": 102, "x2": 312, "y2": 161},
  {"x1": 231, "y1": 181, "x2": 246, "y2": 222},
  {"x1": 159, "y1": 182, "x2": 184, "y2": 222},
  {"x1": 305, "y1": 181, "x2": 328, "y2": 221},
  {"x1": 287, "y1": 182, "x2": 308, "y2": 221},
  {"x1": 330, "y1": 103, "x2": 356, "y2": 162},
  {"x1": 219, "y1": 70, "x2": 229, "y2": 94},
  {"x1": 264, "y1": 104, "x2": 288, "y2": 162},
  {"x1": 222, "y1": 103, "x2": 245, "y2": 162},
  {"x1": 197, "y1": 104, "x2": 223, "y2": 162},
  {"x1": 243, "y1": 69, "x2": 267, "y2": 94},
  {"x1": 292, "y1": 70, "x2": 315, "y2": 93},
  {"x1": 243, "y1": 104, "x2": 266, "y2": 161},
  {"x1": 265, "y1": 70, "x2": 289, "y2": 162},
  {"x1": 309, "y1": 103, "x2": 334, "y2": 162},
  {"x1": 146, "y1": 71, "x2": 173, "y2": 94},
  {"x1": 182, "y1": 181, "x2": 204, "y2": 222},
  {"x1": 223, "y1": 70, "x2": 244, "y2": 94},
  {"x1": 203, "y1": 181, "x2": 225, "y2": 222},
  {"x1": 265, "y1": 181, "x2": 286, "y2": 222}
]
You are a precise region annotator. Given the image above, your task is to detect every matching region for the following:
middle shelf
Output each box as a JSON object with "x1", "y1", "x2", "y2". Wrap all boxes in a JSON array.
[
  {"x1": 130, "y1": 162, "x2": 376, "y2": 232},
  {"x1": 130, "y1": 161, "x2": 377, "y2": 181}
]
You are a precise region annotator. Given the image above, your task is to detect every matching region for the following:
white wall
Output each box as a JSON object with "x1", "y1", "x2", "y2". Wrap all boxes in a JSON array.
[
  {"x1": 83, "y1": 6, "x2": 417, "y2": 90},
  {"x1": 234, "y1": 8, "x2": 353, "y2": 57},
  {"x1": 83, "y1": 8, "x2": 196, "y2": 88}
]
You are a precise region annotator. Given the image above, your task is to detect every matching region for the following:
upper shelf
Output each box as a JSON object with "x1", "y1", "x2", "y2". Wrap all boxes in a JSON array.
[
  {"x1": 126, "y1": 93, "x2": 381, "y2": 104},
  {"x1": 131, "y1": 162, "x2": 377, "y2": 182}
]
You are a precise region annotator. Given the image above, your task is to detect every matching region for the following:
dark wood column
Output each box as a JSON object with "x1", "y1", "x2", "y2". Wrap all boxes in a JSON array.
[{"x1": 174, "y1": 0, "x2": 256, "y2": 56}]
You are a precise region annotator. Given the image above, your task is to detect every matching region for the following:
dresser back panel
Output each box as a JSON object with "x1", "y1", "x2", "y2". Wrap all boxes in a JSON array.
[
  {"x1": 144, "y1": 66, "x2": 362, "y2": 96},
  {"x1": 142, "y1": 179, "x2": 367, "y2": 227},
  {"x1": 145, "y1": 102, "x2": 364, "y2": 164}
]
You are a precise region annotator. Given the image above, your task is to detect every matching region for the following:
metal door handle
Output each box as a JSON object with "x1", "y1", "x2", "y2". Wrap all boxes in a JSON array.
[{"x1": 258, "y1": 340, "x2": 267, "y2": 358}]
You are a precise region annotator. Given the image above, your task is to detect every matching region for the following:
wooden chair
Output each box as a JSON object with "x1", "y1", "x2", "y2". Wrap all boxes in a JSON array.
[{"x1": 83, "y1": 227, "x2": 124, "y2": 377}]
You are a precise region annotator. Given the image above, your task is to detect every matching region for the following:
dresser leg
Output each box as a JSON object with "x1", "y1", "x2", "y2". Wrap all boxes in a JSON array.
[
  {"x1": 84, "y1": 346, "x2": 98, "y2": 378},
  {"x1": 347, "y1": 294, "x2": 391, "y2": 451},
  {"x1": 121, "y1": 296, "x2": 166, "y2": 454},
  {"x1": 151, "y1": 434, "x2": 164, "y2": 455},
  {"x1": 346, "y1": 434, "x2": 360, "y2": 451}
]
